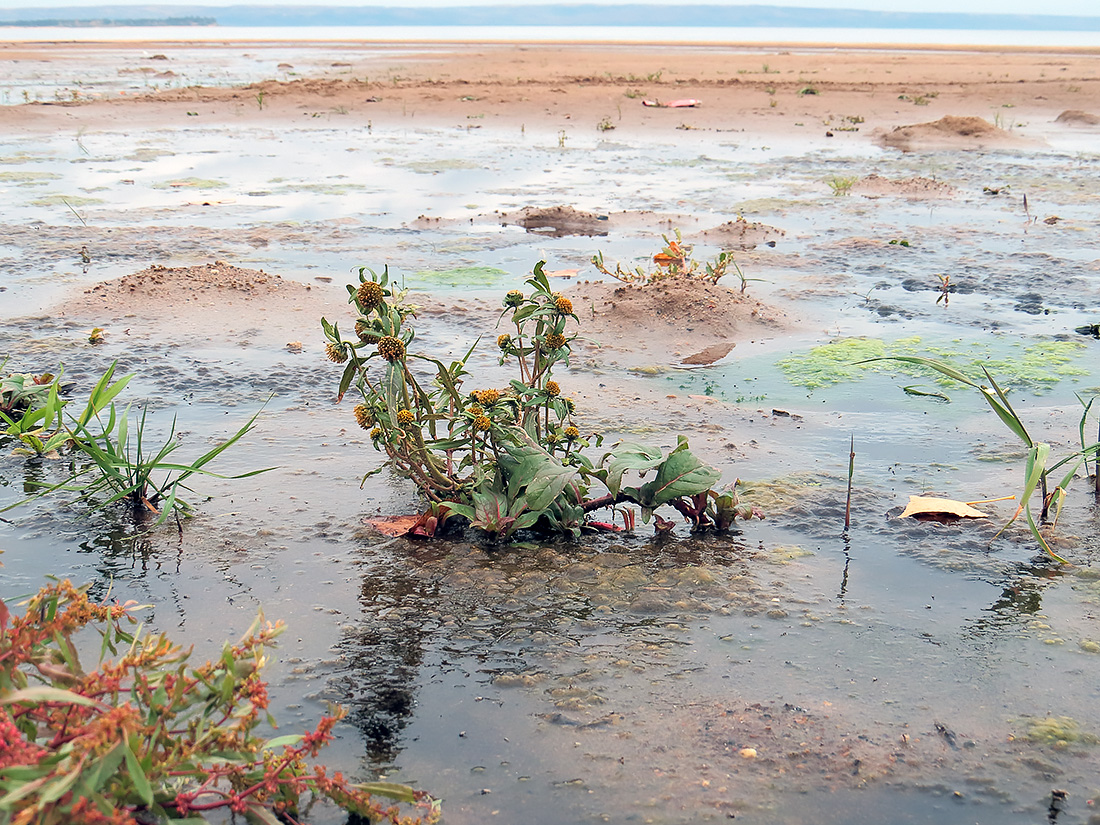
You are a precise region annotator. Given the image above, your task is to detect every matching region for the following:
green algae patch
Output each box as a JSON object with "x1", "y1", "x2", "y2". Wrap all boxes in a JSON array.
[
  {"x1": 29, "y1": 194, "x2": 105, "y2": 206},
  {"x1": 737, "y1": 474, "x2": 825, "y2": 513},
  {"x1": 413, "y1": 266, "x2": 509, "y2": 288},
  {"x1": 777, "y1": 337, "x2": 891, "y2": 390},
  {"x1": 778, "y1": 337, "x2": 1090, "y2": 392},
  {"x1": 0, "y1": 171, "x2": 60, "y2": 184},
  {"x1": 403, "y1": 159, "x2": 479, "y2": 174},
  {"x1": 1020, "y1": 715, "x2": 1099, "y2": 748},
  {"x1": 151, "y1": 177, "x2": 229, "y2": 190}
]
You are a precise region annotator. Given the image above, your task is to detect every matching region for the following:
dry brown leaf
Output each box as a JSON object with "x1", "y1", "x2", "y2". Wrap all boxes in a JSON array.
[
  {"x1": 365, "y1": 514, "x2": 424, "y2": 536},
  {"x1": 898, "y1": 495, "x2": 988, "y2": 520}
]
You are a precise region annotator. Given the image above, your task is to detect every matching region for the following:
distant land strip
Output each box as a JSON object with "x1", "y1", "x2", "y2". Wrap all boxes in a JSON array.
[
  {"x1": 5, "y1": 17, "x2": 216, "y2": 27},
  {"x1": 1, "y1": 5, "x2": 1099, "y2": 31}
]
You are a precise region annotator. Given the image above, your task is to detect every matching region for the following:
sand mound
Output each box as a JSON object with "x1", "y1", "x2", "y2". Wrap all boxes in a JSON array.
[
  {"x1": 853, "y1": 174, "x2": 956, "y2": 198},
  {"x1": 500, "y1": 206, "x2": 609, "y2": 237},
  {"x1": 1055, "y1": 109, "x2": 1100, "y2": 126},
  {"x1": 698, "y1": 218, "x2": 785, "y2": 250},
  {"x1": 877, "y1": 116, "x2": 1022, "y2": 152},
  {"x1": 80, "y1": 261, "x2": 304, "y2": 309},
  {"x1": 71, "y1": 261, "x2": 336, "y2": 345},
  {"x1": 566, "y1": 276, "x2": 789, "y2": 365}
]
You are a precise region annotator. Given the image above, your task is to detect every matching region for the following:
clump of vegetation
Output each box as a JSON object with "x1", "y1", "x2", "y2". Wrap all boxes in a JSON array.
[
  {"x1": 0, "y1": 362, "x2": 269, "y2": 525},
  {"x1": 826, "y1": 175, "x2": 857, "y2": 196},
  {"x1": 1021, "y1": 715, "x2": 1099, "y2": 749},
  {"x1": 321, "y1": 263, "x2": 760, "y2": 540},
  {"x1": 0, "y1": 579, "x2": 438, "y2": 824},
  {"x1": 591, "y1": 230, "x2": 743, "y2": 287},
  {"x1": 867, "y1": 355, "x2": 1099, "y2": 562}
]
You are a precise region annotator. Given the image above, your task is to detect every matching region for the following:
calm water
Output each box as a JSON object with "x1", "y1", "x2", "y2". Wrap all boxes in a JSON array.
[{"x1": 2, "y1": 25, "x2": 1099, "y2": 47}]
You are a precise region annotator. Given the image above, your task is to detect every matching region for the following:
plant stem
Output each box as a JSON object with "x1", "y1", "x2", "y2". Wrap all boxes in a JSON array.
[{"x1": 844, "y1": 435, "x2": 854, "y2": 531}]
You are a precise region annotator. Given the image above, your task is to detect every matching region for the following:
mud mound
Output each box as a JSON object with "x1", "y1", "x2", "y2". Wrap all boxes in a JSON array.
[
  {"x1": 878, "y1": 115, "x2": 1021, "y2": 152},
  {"x1": 566, "y1": 276, "x2": 789, "y2": 365},
  {"x1": 698, "y1": 218, "x2": 785, "y2": 250},
  {"x1": 81, "y1": 260, "x2": 303, "y2": 308},
  {"x1": 499, "y1": 205, "x2": 609, "y2": 237},
  {"x1": 853, "y1": 173, "x2": 956, "y2": 199},
  {"x1": 70, "y1": 260, "x2": 337, "y2": 346},
  {"x1": 1055, "y1": 109, "x2": 1100, "y2": 125}
]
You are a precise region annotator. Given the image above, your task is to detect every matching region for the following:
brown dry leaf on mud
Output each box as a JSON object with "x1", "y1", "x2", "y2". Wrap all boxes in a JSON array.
[
  {"x1": 365, "y1": 514, "x2": 429, "y2": 537},
  {"x1": 898, "y1": 495, "x2": 988, "y2": 521},
  {"x1": 681, "y1": 342, "x2": 736, "y2": 365}
]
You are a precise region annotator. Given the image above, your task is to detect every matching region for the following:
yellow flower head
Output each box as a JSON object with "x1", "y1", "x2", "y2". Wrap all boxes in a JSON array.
[
  {"x1": 473, "y1": 414, "x2": 492, "y2": 432},
  {"x1": 554, "y1": 295, "x2": 573, "y2": 315},
  {"x1": 497, "y1": 333, "x2": 513, "y2": 350},
  {"x1": 396, "y1": 409, "x2": 415, "y2": 426},
  {"x1": 354, "y1": 404, "x2": 373, "y2": 430},
  {"x1": 377, "y1": 336, "x2": 406, "y2": 362},
  {"x1": 473, "y1": 388, "x2": 501, "y2": 406},
  {"x1": 564, "y1": 426, "x2": 580, "y2": 441},
  {"x1": 325, "y1": 342, "x2": 348, "y2": 363},
  {"x1": 357, "y1": 281, "x2": 385, "y2": 311},
  {"x1": 545, "y1": 380, "x2": 561, "y2": 397},
  {"x1": 544, "y1": 333, "x2": 567, "y2": 351}
]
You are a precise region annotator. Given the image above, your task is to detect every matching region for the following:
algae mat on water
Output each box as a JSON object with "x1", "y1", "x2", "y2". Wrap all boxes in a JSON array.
[
  {"x1": 413, "y1": 265, "x2": 511, "y2": 288},
  {"x1": 777, "y1": 337, "x2": 1089, "y2": 392}
]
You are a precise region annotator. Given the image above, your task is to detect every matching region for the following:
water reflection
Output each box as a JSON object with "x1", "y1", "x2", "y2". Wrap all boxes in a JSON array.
[{"x1": 333, "y1": 532, "x2": 765, "y2": 764}]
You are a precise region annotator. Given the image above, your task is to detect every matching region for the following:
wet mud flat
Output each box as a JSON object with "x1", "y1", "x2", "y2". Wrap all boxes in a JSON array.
[{"x1": 2, "y1": 42, "x2": 1100, "y2": 825}]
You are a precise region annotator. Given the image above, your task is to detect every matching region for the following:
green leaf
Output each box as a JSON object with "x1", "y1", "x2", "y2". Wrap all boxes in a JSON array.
[
  {"x1": 336, "y1": 359, "x2": 358, "y2": 403},
  {"x1": 384, "y1": 360, "x2": 403, "y2": 426},
  {"x1": 124, "y1": 739, "x2": 154, "y2": 806},
  {"x1": 636, "y1": 448, "x2": 720, "y2": 508},
  {"x1": 355, "y1": 781, "x2": 422, "y2": 804},
  {"x1": 860, "y1": 355, "x2": 978, "y2": 388},
  {"x1": 523, "y1": 459, "x2": 577, "y2": 512},
  {"x1": 244, "y1": 805, "x2": 284, "y2": 825},
  {"x1": 603, "y1": 442, "x2": 664, "y2": 496},
  {"x1": 0, "y1": 774, "x2": 51, "y2": 808},
  {"x1": 443, "y1": 502, "x2": 474, "y2": 521},
  {"x1": 0, "y1": 686, "x2": 99, "y2": 707},
  {"x1": 978, "y1": 370, "x2": 1033, "y2": 447},
  {"x1": 263, "y1": 734, "x2": 304, "y2": 750},
  {"x1": 80, "y1": 742, "x2": 126, "y2": 795},
  {"x1": 40, "y1": 763, "x2": 82, "y2": 805}
]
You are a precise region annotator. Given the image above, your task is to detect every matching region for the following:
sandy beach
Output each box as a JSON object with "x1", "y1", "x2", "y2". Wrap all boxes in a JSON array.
[{"x1": 5, "y1": 41, "x2": 1100, "y2": 142}]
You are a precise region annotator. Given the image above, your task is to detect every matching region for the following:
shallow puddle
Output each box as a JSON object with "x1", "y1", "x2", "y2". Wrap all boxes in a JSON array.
[{"x1": 2, "y1": 51, "x2": 1100, "y2": 825}]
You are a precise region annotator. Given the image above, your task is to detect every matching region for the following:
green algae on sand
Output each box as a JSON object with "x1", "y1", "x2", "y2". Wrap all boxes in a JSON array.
[{"x1": 778, "y1": 337, "x2": 1089, "y2": 392}]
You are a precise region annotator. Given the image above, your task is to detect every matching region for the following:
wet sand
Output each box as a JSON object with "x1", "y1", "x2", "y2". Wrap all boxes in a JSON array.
[{"x1": 4, "y1": 41, "x2": 1100, "y2": 146}]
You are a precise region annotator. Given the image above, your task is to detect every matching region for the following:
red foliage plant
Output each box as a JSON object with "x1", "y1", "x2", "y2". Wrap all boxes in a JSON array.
[{"x1": 0, "y1": 579, "x2": 439, "y2": 825}]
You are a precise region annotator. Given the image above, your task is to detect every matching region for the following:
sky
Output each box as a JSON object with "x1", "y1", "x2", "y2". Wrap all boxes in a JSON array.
[{"x1": 3, "y1": 0, "x2": 1098, "y2": 15}]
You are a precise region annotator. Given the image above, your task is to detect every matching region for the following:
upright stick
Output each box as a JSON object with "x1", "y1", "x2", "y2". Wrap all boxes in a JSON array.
[{"x1": 844, "y1": 435, "x2": 855, "y2": 531}]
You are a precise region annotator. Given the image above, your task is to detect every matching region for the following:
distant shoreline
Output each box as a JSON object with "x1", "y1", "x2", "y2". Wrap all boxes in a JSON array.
[
  {"x1": 1, "y1": 5, "x2": 1099, "y2": 32},
  {"x1": 6, "y1": 18, "x2": 216, "y2": 27}
]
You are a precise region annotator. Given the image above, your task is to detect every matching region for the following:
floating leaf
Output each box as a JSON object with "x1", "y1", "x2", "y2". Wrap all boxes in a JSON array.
[{"x1": 898, "y1": 495, "x2": 988, "y2": 520}]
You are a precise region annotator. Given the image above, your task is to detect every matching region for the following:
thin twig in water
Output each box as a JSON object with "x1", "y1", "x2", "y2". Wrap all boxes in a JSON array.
[
  {"x1": 61, "y1": 198, "x2": 88, "y2": 227},
  {"x1": 844, "y1": 435, "x2": 854, "y2": 531}
]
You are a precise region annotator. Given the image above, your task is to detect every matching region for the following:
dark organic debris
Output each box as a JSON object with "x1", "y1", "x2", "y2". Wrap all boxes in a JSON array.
[{"x1": 499, "y1": 205, "x2": 609, "y2": 237}]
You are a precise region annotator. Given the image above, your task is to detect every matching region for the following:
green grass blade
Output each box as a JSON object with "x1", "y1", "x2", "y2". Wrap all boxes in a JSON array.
[{"x1": 859, "y1": 355, "x2": 979, "y2": 387}]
